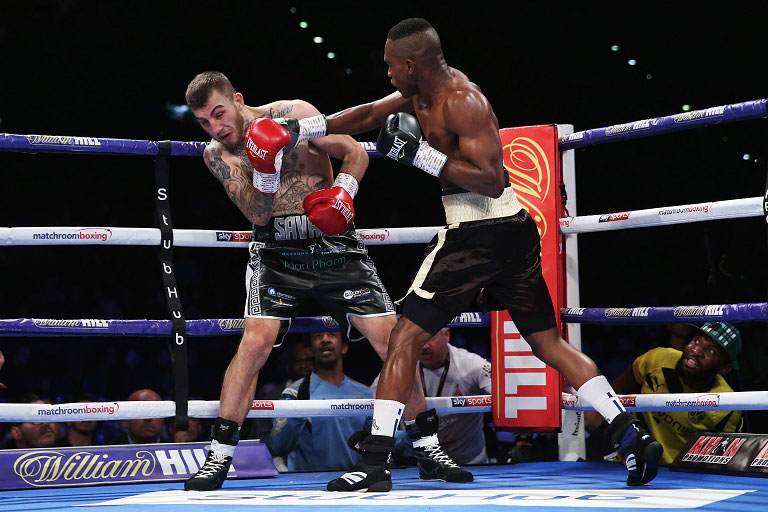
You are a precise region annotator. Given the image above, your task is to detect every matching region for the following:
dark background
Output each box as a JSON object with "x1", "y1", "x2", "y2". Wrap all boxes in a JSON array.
[{"x1": 1, "y1": 1, "x2": 767, "y2": 428}]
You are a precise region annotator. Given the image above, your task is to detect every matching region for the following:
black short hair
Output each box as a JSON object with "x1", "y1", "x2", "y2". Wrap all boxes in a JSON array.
[
  {"x1": 387, "y1": 18, "x2": 434, "y2": 40},
  {"x1": 185, "y1": 71, "x2": 236, "y2": 110}
]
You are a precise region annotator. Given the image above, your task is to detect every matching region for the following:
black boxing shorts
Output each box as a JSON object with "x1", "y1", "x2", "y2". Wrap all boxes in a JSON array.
[
  {"x1": 401, "y1": 209, "x2": 556, "y2": 337},
  {"x1": 245, "y1": 214, "x2": 395, "y2": 341}
]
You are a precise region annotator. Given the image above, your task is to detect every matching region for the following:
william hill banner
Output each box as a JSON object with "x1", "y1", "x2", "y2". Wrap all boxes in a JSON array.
[
  {"x1": 491, "y1": 125, "x2": 564, "y2": 431},
  {"x1": 0, "y1": 440, "x2": 276, "y2": 490}
]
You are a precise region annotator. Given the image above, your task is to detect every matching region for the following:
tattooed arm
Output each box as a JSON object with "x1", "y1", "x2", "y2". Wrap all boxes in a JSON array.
[{"x1": 203, "y1": 142, "x2": 275, "y2": 225}]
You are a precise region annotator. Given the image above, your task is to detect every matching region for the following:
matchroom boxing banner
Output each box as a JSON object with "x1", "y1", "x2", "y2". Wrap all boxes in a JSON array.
[{"x1": 491, "y1": 125, "x2": 564, "y2": 431}]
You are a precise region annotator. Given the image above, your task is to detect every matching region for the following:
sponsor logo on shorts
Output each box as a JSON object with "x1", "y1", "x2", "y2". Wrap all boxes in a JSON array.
[
  {"x1": 216, "y1": 231, "x2": 252, "y2": 242},
  {"x1": 267, "y1": 288, "x2": 296, "y2": 300},
  {"x1": 359, "y1": 229, "x2": 391, "y2": 242},
  {"x1": 274, "y1": 215, "x2": 323, "y2": 241},
  {"x1": 26, "y1": 135, "x2": 102, "y2": 147},
  {"x1": 673, "y1": 305, "x2": 725, "y2": 317},
  {"x1": 32, "y1": 228, "x2": 112, "y2": 242},
  {"x1": 604, "y1": 307, "x2": 650, "y2": 318},
  {"x1": 598, "y1": 212, "x2": 630, "y2": 223},
  {"x1": 604, "y1": 119, "x2": 652, "y2": 136},
  {"x1": 250, "y1": 400, "x2": 274, "y2": 410},
  {"x1": 658, "y1": 204, "x2": 711, "y2": 216},
  {"x1": 343, "y1": 288, "x2": 371, "y2": 300},
  {"x1": 682, "y1": 434, "x2": 746, "y2": 464},
  {"x1": 673, "y1": 106, "x2": 726, "y2": 124},
  {"x1": 283, "y1": 256, "x2": 347, "y2": 271},
  {"x1": 32, "y1": 319, "x2": 110, "y2": 329}
]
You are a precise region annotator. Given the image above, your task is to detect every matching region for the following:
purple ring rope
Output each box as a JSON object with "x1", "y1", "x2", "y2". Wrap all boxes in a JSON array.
[
  {"x1": 559, "y1": 99, "x2": 767, "y2": 151},
  {"x1": 561, "y1": 302, "x2": 768, "y2": 324},
  {"x1": 0, "y1": 312, "x2": 489, "y2": 337}
]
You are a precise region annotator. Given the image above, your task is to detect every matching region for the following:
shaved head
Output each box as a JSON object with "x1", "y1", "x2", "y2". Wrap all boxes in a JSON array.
[{"x1": 386, "y1": 18, "x2": 443, "y2": 65}]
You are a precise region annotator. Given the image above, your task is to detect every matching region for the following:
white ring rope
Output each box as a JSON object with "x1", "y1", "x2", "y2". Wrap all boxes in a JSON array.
[
  {"x1": 0, "y1": 391, "x2": 762, "y2": 423},
  {"x1": 0, "y1": 226, "x2": 441, "y2": 247},
  {"x1": 2, "y1": 196, "x2": 759, "y2": 247},
  {"x1": 559, "y1": 196, "x2": 762, "y2": 234}
]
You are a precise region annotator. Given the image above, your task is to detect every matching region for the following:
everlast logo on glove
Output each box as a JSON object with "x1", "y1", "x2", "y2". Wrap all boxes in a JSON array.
[
  {"x1": 386, "y1": 136, "x2": 408, "y2": 160},
  {"x1": 333, "y1": 199, "x2": 354, "y2": 223},
  {"x1": 245, "y1": 138, "x2": 268, "y2": 160}
]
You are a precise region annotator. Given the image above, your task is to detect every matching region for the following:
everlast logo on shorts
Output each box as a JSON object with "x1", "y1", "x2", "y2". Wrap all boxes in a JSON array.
[{"x1": 274, "y1": 216, "x2": 323, "y2": 241}]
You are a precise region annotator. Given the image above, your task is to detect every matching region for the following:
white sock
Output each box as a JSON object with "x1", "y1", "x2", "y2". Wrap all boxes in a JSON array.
[
  {"x1": 371, "y1": 399, "x2": 404, "y2": 437},
  {"x1": 210, "y1": 439, "x2": 236, "y2": 457},
  {"x1": 577, "y1": 375, "x2": 626, "y2": 424}
]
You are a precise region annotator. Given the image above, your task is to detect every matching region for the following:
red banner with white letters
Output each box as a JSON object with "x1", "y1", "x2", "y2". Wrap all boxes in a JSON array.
[{"x1": 491, "y1": 125, "x2": 564, "y2": 431}]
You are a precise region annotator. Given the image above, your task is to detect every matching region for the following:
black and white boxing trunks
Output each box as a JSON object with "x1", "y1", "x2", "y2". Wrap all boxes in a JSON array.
[
  {"x1": 245, "y1": 214, "x2": 394, "y2": 342},
  {"x1": 401, "y1": 184, "x2": 557, "y2": 337}
]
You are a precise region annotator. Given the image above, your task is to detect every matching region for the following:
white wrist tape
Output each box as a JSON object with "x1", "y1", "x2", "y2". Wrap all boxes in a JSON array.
[
  {"x1": 298, "y1": 115, "x2": 327, "y2": 142},
  {"x1": 333, "y1": 172, "x2": 359, "y2": 198},
  {"x1": 413, "y1": 141, "x2": 447, "y2": 177},
  {"x1": 252, "y1": 152, "x2": 282, "y2": 194}
]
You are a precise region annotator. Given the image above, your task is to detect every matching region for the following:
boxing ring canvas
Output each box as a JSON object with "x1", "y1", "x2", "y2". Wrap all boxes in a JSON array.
[{"x1": 0, "y1": 463, "x2": 766, "y2": 511}]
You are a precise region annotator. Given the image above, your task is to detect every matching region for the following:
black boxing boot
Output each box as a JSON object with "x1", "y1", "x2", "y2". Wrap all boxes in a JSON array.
[
  {"x1": 405, "y1": 409, "x2": 473, "y2": 482},
  {"x1": 327, "y1": 431, "x2": 394, "y2": 492},
  {"x1": 184, "y1": 417, "x2": 240, "y2": 491},
  {"x1": 606, "y1": 411, "x2": 663, "y2": 486}
]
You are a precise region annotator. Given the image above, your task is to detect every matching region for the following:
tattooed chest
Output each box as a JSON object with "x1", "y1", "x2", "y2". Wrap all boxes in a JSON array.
[{"x1": 272, "y1": 151, "x2": 331, "y2": 215}]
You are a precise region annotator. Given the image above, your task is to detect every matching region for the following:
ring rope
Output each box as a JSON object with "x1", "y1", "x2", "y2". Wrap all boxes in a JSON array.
[
  {"x1": 0, "y1": 226, "x2": 440, "y2": 247},
  {"x1": 559, "y1": 98, "x2": 767, "y2": 151},
  {"x1": 561, "y1": 302, "x2": 768, "y2": 324},
  {"x1": 559, "y1": 196, "x2": 762, "y2": 234},
  {"x1": 1, "y1": 99, "x2": 765, "y2": 158},
  {"x1": 1, "y1": 390, "x2": 764, "y2": 423},
  {"x1": 0, "y1": 313, "x2": 489, "y2": 337},
  {"x1": 2, "y1": 193, "x2": 761, "y2": 248}
]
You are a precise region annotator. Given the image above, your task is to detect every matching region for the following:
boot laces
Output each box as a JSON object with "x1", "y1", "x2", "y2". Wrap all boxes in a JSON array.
[
  {"x1": 423, "y1": 444, "x2": 459, "y2": 468},
  {"x1": 195, "y1": 452, "x2": 229, "y2": 478}
]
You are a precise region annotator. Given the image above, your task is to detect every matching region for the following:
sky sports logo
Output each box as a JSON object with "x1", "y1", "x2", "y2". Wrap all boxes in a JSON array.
[
  {"x1": 32, "y1": 228, "x2": 112, "y2": 242},
  {"x1": 598, "y1": 212, "x2": 630, "y2": 222},
  {"x1": 451, "y1": 397, "x2": 492, "y2": 407},
  {"x1": 216, "y1": 231, "x2": 252, "y2": 242}
]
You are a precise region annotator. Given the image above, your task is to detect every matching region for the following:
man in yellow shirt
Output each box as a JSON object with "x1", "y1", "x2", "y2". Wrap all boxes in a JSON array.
[{"x1": 587, "y1": 322, "x2": 743, "y2": 464}]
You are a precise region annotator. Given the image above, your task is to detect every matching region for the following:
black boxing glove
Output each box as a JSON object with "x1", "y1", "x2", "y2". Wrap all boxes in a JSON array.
[
  {"x1": 376, "y1": 112, "x2": 447, "y2": 177},
  {"x1": 273, "y1": 115, "x2": 327, "y2": 153}
]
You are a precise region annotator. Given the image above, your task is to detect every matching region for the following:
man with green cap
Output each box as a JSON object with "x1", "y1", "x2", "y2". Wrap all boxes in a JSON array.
[{"x1": 586, "y1": 322, "x2": 744, "y2": 464}]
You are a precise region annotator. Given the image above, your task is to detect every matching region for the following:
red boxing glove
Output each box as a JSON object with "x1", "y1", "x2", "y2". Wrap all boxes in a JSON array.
[
  {"x1": 303, "y1": 187, "x2": 356, "y2": 236},
  {"x1": 244, "y1": 118, "x2": 292, "y2": 193}
]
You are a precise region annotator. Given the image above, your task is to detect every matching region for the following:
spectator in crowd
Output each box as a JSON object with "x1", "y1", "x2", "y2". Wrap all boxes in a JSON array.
[
  {"x1": 64, "y1": 393, "x2": 105, "y2": 447},
  {"x1": 120, "y1": 388, "x2": 165, "y2": 444},
  {"x1": 167, "y1": 416, "x2": 205, "y2": 443},
  {"x1": 246, "y1": 338, "x2": 314, "y2": 444},
  {"x1": 586, "y1": 322, "x2": 743, "y2": 464},
  {"x1": 375, "y1": 328, "x2": 492, "y2": 465},
  {"x1": 0, "y1": 351, "x2": 6, "y2": 391},
  {"x1": 270, "y1": 331, "x2": 372, "y2": 471},
  {"x1": 4, "y1": 393, "x2": 60, "y2": 449}
]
